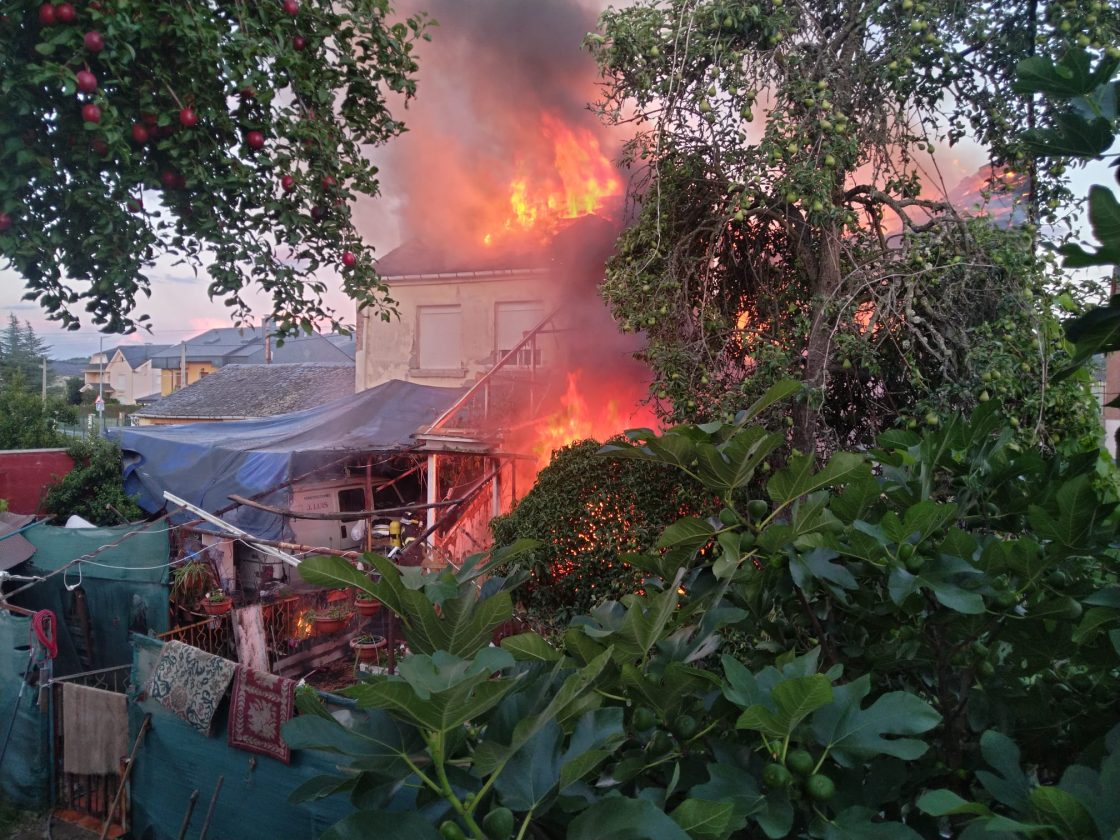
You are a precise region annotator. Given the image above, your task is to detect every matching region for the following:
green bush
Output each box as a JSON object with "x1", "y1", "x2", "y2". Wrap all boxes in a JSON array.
[
  {"x1": 41, "y1": 437, "x2": 143, "y2": 526},
  {"x1": 491, "y1": 439, "x2": 711, "y2": 630}
]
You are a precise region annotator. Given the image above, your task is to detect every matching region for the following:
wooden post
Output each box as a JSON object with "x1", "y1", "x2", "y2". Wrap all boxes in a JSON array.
[
  {"x1": 41, "y1": 357, "x2": 47, "y2": 402},
  {"x1": 232, "y1": 605, "x2": 269, "y2": 673},
  {"x1": 425, "y1": 453, "x2": 438, "y2": 547}
]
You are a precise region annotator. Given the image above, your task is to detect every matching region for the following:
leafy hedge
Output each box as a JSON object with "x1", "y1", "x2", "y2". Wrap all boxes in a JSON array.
[{"x1": 491, "y1": 439, "x2": 711, "y2": 629}]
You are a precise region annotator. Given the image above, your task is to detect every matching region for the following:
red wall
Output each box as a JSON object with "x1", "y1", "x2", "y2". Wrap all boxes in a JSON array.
[{"x1": 0, "y1": 449, "x2": 74, "y2": 514}]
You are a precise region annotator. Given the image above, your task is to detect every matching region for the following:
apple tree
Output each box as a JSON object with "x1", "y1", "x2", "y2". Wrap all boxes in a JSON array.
[
  {"x1": 0, "y1": 0, "x2": 430, "y2": 335},
  {"x1": 588, "y1": 0, "x2": 1115, "y2": 454}
]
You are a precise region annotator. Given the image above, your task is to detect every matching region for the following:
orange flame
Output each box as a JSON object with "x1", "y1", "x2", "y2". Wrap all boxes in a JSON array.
[
  {"x1": 484, "y1": 114, "x2": 622, "y2": 245},
  {"x1": 532, "y1": 370, "x2": 658, "y2": 468}
]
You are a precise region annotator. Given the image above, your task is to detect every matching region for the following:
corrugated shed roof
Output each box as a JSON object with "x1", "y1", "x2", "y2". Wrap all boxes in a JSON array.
[{"x1": 134, "y1": 363, "x2": 354, "y2": 420}]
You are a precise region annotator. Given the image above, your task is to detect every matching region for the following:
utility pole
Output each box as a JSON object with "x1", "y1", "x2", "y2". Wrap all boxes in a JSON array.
[
  {"x1": 41, "y1": 356, "x2": 46, "y2": 402},
  {"x1": 97, "y1": 336, "x2": 106, "y2": 433}
]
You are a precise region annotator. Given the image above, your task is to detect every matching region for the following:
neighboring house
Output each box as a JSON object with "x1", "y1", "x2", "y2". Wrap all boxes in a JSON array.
[
  {"x1": 83, "y1": 345, "x2": 117, "y2": 398},
  {"x1": 132, "y1": 363, "x2": 355, "y2": 425},
  {"x1": 150, "y1": 327, "x2": 266, "y2": 395},
  {"x1": 151, "y1": 326, "x2": 356, "y2": 395},
  {"x1": 105, "y1": 345, "x2": 169, "y2": 405}
]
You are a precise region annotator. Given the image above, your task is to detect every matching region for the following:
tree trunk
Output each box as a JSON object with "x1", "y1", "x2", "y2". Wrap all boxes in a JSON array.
[{"x1": 792, "y1": 226, "x2": 843, "y2": 456}]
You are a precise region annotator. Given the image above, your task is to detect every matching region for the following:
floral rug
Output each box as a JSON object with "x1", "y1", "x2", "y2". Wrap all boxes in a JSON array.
[
  {"x1": 146, "y1": 640, "x2": 237, "y2": 734},
  {"x1": 227, "y1": 666, "x2": 296, "y2": 763}
]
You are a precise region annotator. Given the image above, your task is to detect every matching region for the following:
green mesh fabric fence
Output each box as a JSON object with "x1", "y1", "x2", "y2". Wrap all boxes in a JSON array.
[
  {"x1": 127, "y1": 635, "x2": 354, "y2": 840},
  {"x1": 0, "y1": 610, "x2": 51, "y2": 809},
  {"x1": 12, "y1": 523, "x2": 170, "y2": 676}
]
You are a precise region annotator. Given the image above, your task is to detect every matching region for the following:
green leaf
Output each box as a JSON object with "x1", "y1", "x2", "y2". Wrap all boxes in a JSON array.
[
  {"x1": 567, "y1": 798, "x2": 693, "y2": 840},
  {"x1": 976, "y1": 730, "x2": 1031, "y2": 812},
  {"x1": 737, "y1": 674, "x2": 834, "y2": 738},
  {"x1": 739, "y1": 379, "x2": 801, "y2": 422},
  {"x1": 697, "y1": 427, "x2": 783, "y2": 493},
  {"x1": 321, "y1": 811, "x2": 442, "y2": 840},
  {"x1": 500, "y1": 632, "x2": 562, "y2": 661},
  {"x1": 917, "y1": 790, "x2": 992, "y2": 817},
  {"x1": 657, "y1": 517, "x2": 716, "y2": 551},
  {"x1": 298, "y1": 553, "x2": 378, "y2": 595},
  {"x1": 670, "y1": 799, "x2": 736, "y2": 840},
  {"x1": 345, "y1": 673, "x2": 518, "y2": 734},
  {"x1": 1030, "y1": 786, "x2": 1097, "y2": 838},
  {"x1": 1015, "y1": 50, "x2": 1111, "y2": 97},
  {"x1": 473, "y1": 649, "x2": 612, "y2": 775},
  {"x1": 395, "y1": 648, "x2": 513, "y2": 700},
  {"x1": 768, "y1": 452, "x2": 867, "y2": 507},
  {"x1": 1023, "y1": 114, "x2": 1114, "y2": 157},
  {"x1": 287, "y1": 774, "x2": 357, "y2": 804},
  {"x1": 811, "y1": 676, "x2": 940, "y2": 766}
]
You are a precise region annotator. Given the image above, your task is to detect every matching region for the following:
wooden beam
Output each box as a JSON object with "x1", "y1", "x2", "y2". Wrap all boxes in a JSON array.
[{"x1": 226, "y1": 494, "x2": 467, "y2": 522}]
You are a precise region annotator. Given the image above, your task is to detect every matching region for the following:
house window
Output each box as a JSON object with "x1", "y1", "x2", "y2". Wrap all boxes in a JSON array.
[
  {"x1": 495, "y1": 301, "x2": 544, "y2": 367},
  {"x1": 417, "y1": 305, "x2": 462, "y2": 370}
]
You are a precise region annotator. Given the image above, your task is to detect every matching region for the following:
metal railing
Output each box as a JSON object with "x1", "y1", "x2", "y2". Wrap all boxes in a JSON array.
[{"x1": 52, "y1": 665, "x2": 132, "y2": 831}]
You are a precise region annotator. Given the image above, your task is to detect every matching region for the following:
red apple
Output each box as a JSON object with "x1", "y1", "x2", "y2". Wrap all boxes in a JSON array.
[
  {"x1": 280, "y1": 174, "x2": 295, "y2": 192},
  {"x1": 245, "y1": 130, "x2": 265, "y2": 150},
  {"x1": 141, "y1": 111, "x2": 158, "y2": 127},
  {"x1": 310, "y1": 204, "x2": 326, "y2": 221},
  {"x1": 174, "y1": 173, "x2": 187, "y2": 190},
  {"x1": 75, "y1": 69, "x2": 97, "y2": 93},
  {"x1": 83, "y1": 30, "x2": 104, "y2": 51},
  {"x1": 282, "y1": 0, "x2": 299, "y2": 14},
  {"x1": 239, "y1": 86, "x2": 255, "y2": 100},
  {"x1": 38, "y1": 3, "x2": 56, "y2": 25},
  {"x1": 341, "y1": 251, "x2": 356, "y2": 267},
  {"x1": 179, "y1": 107, "x2": 197, "y2": 127},
  {"x1": 161, "y1": 170, "x2": 179, "y2": 189},
  {"x1": 0, "y1": 213, "x2": 11, "y2": 233},
  {"x1": 55, "y1": 2, "x2": 75, "y2": 23},
  {"x1": 130, "y1": 123, "x2": 149, "y2": 143},
  {"x1": 321, "y1": 175, "x2": 336, "y2": 190},
  {"x1": 126, "y1": 197, "x2": 143, "y2": 213},
  {"x1": 81, "y1": 103, "x2": 101, "y2": 123},
  {"x1": 90, "y1": 137, "x2": 109, "y2": 156},
  {"x1": 292, "y1": 34, "x2": 306, "y2": 51}
]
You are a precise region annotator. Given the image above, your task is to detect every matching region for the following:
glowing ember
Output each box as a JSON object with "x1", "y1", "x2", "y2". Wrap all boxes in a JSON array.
[
  {"x1": 483, "y1": 113, "x2": 622, "y2": 246},
  {"x1": 533, "y1": 370, "x2": 658, "y2": 468}
]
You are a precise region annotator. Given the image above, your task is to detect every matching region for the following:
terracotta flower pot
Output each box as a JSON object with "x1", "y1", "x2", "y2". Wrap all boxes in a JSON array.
[
  {"x1": 326, "y1": 590, "x2": 350, "y2": 604},
  {"x1": 313, "y1": 614, "x2": 351, "y2": 635},
  {"x1": 350, "y1": 635, "x2": 387, "y2": 662},
  {"x1": 202, "y1": 598, "x2": 232, "y2": 616},
  {"x1": 355, "y1": 598, "x2": 381, "y2": 617}
]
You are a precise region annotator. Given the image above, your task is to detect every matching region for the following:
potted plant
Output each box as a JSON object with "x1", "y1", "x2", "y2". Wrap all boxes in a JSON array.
[
  {"x1": 312, "y1": 605, "x2": 352, "y2": 635},
  {"x1": 171, "y1": 559, "x2": 213, "y2": 606},
  {"x1": 355, "y1": 591, "x2": 382, "y2": 617},
  {"x1": 349, "y1": 633, "x2": 387, "y2": 662},
  {"x1": 201, "y1": 589, "x2": 232, "y2": 616}
]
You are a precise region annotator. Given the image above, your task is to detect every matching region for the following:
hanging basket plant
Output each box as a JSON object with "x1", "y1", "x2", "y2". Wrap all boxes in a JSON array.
[{"x1": 349, "y1": 634, "x2": 387, "y2": 662}]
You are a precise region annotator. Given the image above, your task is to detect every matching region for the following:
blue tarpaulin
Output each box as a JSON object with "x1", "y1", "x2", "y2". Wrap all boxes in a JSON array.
[{"x1": 110, "y1": 379, "x2": 462, "y2": 541}]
